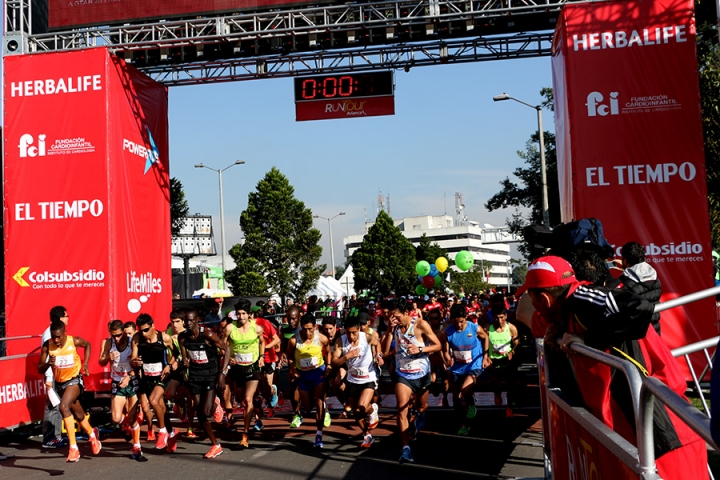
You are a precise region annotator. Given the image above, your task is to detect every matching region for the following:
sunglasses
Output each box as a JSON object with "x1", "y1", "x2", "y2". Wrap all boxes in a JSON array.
[
  {"x1": 111, "y1": 333, "x2": 125, "y2": 338},
  {"x1": 140, "y1": 327, "x2": 152, "y2": 333}
]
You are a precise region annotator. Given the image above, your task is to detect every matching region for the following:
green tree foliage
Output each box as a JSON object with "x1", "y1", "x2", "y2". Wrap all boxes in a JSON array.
[
  {"x1": 511, "y1": 262, "x2": 528, "y2": 286},
  {"x1": 697, "y1": 23, "x2": 720, "y2": 250},
  {"x1": 226, "y1": 168, "x2": 324, "y2": 299},
  {"x1": 415, "y1": 234, "x2": 449, "y2": 264},
  {"x1": 170, "y1": 177, "x2": 190, "y2": 238},
  {"x1": 447, "y1": 265, "x2": 491, "y2": 295},
  {"x1": 351, "y1": 210, "x2": 417, "y2": 295},
  {"x1": 334, "y1": 264, "x2": 346, "y2": 281}
]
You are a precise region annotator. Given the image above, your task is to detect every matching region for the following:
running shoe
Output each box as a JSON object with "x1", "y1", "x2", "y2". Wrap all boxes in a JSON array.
[
  {"x1": 147, "y1": 429, "x2": 156, "y2": 442},
  {"x1": 130, "y1": 446, "x2": 144, "y2": 460},
  {"x1": 290, "y1": 413, "x2": 303, "y2": 428},
  {"x1": 466, "y1": 404, "x2": 477, "y2": 420},
  {"x1": 415, "y1": 412, "x2": 426, "y2": 433},
  {"x1": 90, "y1": 428, "x2": 102, "y2": 455},
  {"x1": 155, "y1": 430, "x2": 169, "y2": 450},
  {"x1": 324, "y1": 410, "x2": 332, "y2": 428},
  {"x1": 186, "y1": 429, "x2": 198, "y2": 439},
  {"x1": 137, "y1": 410, "x2": 144, "y2": 424},
  {"x1": 204, "y1": 444, "x2": 223, "y2": 459},
  {"x1": 369, "y1": 403, "x2": 379, "y2": 430},
  {"x1": 399, "y1": 446, "x2": 414, "y2": 464},
  {"x1": 313, "y1": 434, "x2": 324, "y2": 448},
  {"x1": 123, "y1": 424, "x2": 132, "y2": 442},
  {"x1": 270, "y1": 385, "x2": 279, "y2": 408},
  {"x1": 239, "y1": 434, "x2": 249, "y2": 448},
  {"x1": 340, "y1": 406, "x2": 352, "y2": 418},
  {"x1": 254, "y1": 419, "x2": 264, "y2": 431},
  {"x1": 166, "y1": 431, "x2": 178, "y2": 453},
  {"x1": 43, "y1": 438, "x2": 66, "y2": 449},
  {"x1": 213, "y1": 397, "x2": 223, "y2": 423},
  {"x1": 66, "y1": 446, "x2": 80, "y2": 463},
  {"x1": 360, "y1": 434, "x2": 374, "y2": 449},
  {"x1": 458, "y1": 425, "x2": 471, "y2": 436}
]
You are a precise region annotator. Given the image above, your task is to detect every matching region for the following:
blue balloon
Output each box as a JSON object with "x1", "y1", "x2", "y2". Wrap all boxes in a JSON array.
[
  {"x1": 429, "y1": 264, "x2": 438, "y2": 277},
  {"x1": 418, "y1": 274, "x2": 423, "y2": 282}
]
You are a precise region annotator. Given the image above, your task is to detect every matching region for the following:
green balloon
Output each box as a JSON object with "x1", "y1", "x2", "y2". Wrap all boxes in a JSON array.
[
  {"x1": 416, "y1": 284, "x2": 428, "y2": 295},
  {"x1": 455, "y1": 250, "x2": 474, "y2": 271},
  {"x1": 416, "y1": 260, "x2": 431, "y2": 277},
  {"x1": 434, "y1": 275, "x2": 442, "y2": 288}
]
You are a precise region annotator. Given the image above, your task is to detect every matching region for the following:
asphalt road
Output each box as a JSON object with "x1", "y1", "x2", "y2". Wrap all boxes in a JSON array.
[{"x1": 0, "y1": 407, "x2": 545, "y2": 480}]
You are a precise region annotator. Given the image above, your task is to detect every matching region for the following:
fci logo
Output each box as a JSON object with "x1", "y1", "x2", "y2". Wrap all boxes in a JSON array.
[
  {"x1": 19, "y1": 133, "x2": 46, "y2": 157},
  {"x1": 586, "y1": 92, "x2": 619, "y2": 117}
]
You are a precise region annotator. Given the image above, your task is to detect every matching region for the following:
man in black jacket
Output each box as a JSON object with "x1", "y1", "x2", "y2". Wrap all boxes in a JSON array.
[{"x1": 620, "y1": 241, "x2": 662, "y2": 334}]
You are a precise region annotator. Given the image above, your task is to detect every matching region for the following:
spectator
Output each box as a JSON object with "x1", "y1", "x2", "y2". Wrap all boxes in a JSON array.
[{"x1": 620, "y1": 241, "x2": 662, "y2": 335}]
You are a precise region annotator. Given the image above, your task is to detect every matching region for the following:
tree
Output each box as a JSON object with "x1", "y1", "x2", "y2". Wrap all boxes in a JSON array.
[
  {"x1": 351, "y1": 210, "x2": 417, "y2": 295},
  {"x1": 697, "y1": 22, "x2": 720, "y2": 250},
  {"x1": 226, "y1": 167, "x2": 324, "y2": 300},
  {"x1": 334, "y1": 264, "x2": 346, "y2": 281},
  {"x1": 170, "y1": 177, "x2": 190, "y2": 237},
  {"x1": 511, "y1": 261, "x2": 528, "y2": 286},
  {"x1": 415, "y1": 234, "x2": 448, "y2": 264},
  {"x1": 447, "y1": 265, "x2": 491, "y2": 295}
]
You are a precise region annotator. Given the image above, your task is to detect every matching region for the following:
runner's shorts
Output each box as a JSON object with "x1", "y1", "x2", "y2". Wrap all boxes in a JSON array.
[
  {"x1": 344, "y1": 379, "x2": 377, "y2": 399},
  {"x1": 57, "y1": 376, "x2": 84, "y2": 397},
  {"x1": 394, "y1": 372, "x2": 432, "y2": 395},
  {"x1": 111, "y1": 377, "x2": 139, "y2": 397},
  {"x1": 298, "y1": 365, "x2": 326, "y2": 392},
  {"x1": 231, "y1": 362, "x2": 262, "y2": 385}
]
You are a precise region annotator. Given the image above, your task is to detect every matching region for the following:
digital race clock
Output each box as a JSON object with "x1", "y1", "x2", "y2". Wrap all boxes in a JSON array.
[{"x1": 294, "y1": 71, "x2": 394, "y2": 102}]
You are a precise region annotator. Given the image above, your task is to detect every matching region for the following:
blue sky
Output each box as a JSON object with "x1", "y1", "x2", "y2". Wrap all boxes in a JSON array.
[{"x1": 169, "y1": 56, "x2": 554, "y2": 268}]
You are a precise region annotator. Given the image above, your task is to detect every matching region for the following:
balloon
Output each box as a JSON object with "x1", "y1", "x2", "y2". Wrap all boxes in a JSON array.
[
  {"x1": 455, "y1": 250, "x2": 475, "y2": 271},
  {"x1": 418, "y1": 274, "x2": 423, "y2": 282},
  {"x1": 433, "y1": 275, "x2": 442, "y2": 288},
  {"x1": 436, "y1": 257, "x2": 448, "y2": 273},
  {"x1": 422, "y1": 275, "x2": 435, "y2": 289},
  {"x1": 429, "y1": 264, "x2": 438, "y2": 277},
  {"x1": 416, "y1": 260, "x2": 431, "y2": 277},
  {"x1": 416, "y1": 285, "x2": 428, "y2": 295}
]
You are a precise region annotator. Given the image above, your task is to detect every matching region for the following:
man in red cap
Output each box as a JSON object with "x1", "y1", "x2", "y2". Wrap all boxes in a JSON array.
[{"x1": 519, "y1": 256, "x2": 708, "y2": 480}]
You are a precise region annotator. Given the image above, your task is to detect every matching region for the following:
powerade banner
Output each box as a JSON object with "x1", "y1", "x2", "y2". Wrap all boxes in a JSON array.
[
  {"x1": 552, "y1": 0, "x2": 716, "y2": 371},
  {"x1": 48, "y1": 0, "x2": 332, "y2": 30},
  {"x1": 3, "y1": 49, "x2": 171, "y2": 391}
]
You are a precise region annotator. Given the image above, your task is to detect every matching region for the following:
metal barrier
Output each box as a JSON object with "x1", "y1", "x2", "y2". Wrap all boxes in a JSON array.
[
  {"x1": 543, "y1": 284, "x2": 720, "y2": 479},
  {"x1": 670, "y1": 336, "x2": 718, "y2": 416}
]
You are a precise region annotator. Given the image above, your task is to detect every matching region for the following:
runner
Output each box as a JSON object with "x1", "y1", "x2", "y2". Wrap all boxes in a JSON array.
[
  {"x1": 224, "y1": 299, "x2": 265, "y2": 448},
  {"x1": 381, "y1": 299, "x2": 441, "y2": 463},
  {"x1": 280, "y1": 306, "x2": 302, "y2": 426},
  {"x1": 331, "y1": 315, "x2": 382, "y2": 448},
  {"x1": 287, "y1": 313, "x2": 331, "y2": 447},
  {"x1": 254, "y1": 312, "x2": 281, "y2": 422},
  {"x1": 98, "y1": 320, "x2": 140, "y2": 452},
  {"x1": 125, "y1": 321, "x2": 153, "y2": 440},
  {"x1": 427, "y1": 307, "x2": 450, "y2": 408},
  {"x1": 441, "y1": 304, "x2": 490, "y2": 435},
  {"x1": 322, "y1": 316, "x2": 346, "y2": 421},
  {"x1": 38, "y1": 320, "x2": 102, "y2": 462},
  {"x1": 179, "y1": 310, "x2": 230, "y2": 459},
  {"x1": 357, "y1": 311, "x2": 380, "y2": 428},
  {"x1": 485, "y1": 307, "x2": 519, "y2": 414},
  {"x1": 165, "y1": 310, "x2": 193, "y2": 437},
  {"x1": 131, "y1": 313, "x2": 178, "y2": 452}
]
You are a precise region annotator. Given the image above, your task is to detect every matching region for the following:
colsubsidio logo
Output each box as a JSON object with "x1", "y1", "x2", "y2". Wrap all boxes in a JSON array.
[
  {"x1": 586, "y1": 92, "x2": 619, "y2": 117},
  {"x1": 122, "y1": 125, "x2": 160, "y2": 174}
]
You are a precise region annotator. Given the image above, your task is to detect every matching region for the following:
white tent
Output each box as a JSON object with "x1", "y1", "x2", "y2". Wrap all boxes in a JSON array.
[{"x1": 308, "y1": 275, "x2": 354, "y2": 300}]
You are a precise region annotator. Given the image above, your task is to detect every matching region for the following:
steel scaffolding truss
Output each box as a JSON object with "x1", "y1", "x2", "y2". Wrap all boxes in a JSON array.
[{"x1": 4, "y1": 0, "x2": 561, "y2": 84}]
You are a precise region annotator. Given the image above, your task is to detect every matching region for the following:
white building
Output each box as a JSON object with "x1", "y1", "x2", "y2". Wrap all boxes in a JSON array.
[{"x1": 343, "y1": 215, "x2": 513, "y2": 287}]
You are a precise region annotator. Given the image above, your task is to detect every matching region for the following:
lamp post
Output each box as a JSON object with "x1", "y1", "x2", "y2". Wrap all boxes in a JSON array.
[
  {"x1": 195, "y1": 160, "x2": 245, "y2": 287},
  {"x1": 313, "y1": 212, "x2": 345, "y2": 278},
  {"x1": 493, "y1": 93, "x2": 550, "y2": 227}
]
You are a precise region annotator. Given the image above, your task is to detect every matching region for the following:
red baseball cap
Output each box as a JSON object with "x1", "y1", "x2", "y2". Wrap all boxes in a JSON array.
[{"x1": 516, "y1": 256, "x2": 577, "y2": 296}]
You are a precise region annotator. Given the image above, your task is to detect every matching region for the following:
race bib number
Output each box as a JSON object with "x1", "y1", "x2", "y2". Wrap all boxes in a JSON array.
[
  {"x1": 143, "y1": 362, "x2": 163, "y2": 376},
  {"x1": 235, "y1": 353, "x2": 253, "y2": 365},
  {"x1": 493, "y1": 343, "x2": 511, "y2": 355},
  {"x1": 299, "y1": 356, "x2": 319, "y2": 369},
  {"x1": 397, "y1": 356, "x2": 421, "y2": 374},
  {"x1": 453, "y1": 350, "x2": 473, "y2": 363},
  {"x1": 350, "y1": 368, "x2": 369, "y2": 379},
  {"x1": 54, "y1": 354, "x2": 75, "y2": 369},
  {"x1": 189, "y1": 350, "x2": 209, "y2": 364},
  {"x1": 114, "y1": 361, "x2": 131, "y2": 375}
]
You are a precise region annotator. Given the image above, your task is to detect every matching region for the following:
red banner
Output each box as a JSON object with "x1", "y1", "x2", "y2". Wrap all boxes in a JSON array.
[
  {"x1": 0, "y1": 354, "x2": 47, "y2": 430},
  {"x1": 549, "y1": 399, "x2": 640, "y2": 480},
  {"x1": 48, "y1": 0, "x2": 331, "y2": 30},
  {"x1": 552, "y1": 0, "x2": 716, "y2": 366},
  {"x1": 3, "y1": 49, "x2": 171, "y2": 391},
  {"x1": 295, "y1": 96, "x2": 395, "y2": 121}
]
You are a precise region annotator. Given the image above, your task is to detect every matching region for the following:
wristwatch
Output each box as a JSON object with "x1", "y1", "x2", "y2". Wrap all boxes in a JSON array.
[{"x1": 419, "y1": 346, "x2": 424, "y2": 354}]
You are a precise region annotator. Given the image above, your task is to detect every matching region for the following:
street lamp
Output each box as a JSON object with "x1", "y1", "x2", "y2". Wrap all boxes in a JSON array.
[
  {"x1": 313, "y1": 212, "x2": 346, "y2": 278},
  {"x1": 195, "y1": 160, "x2": 246, "y2": 287},
  {"x1": 493, "y1": 93, "x2": 550, "y2": 226}
]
